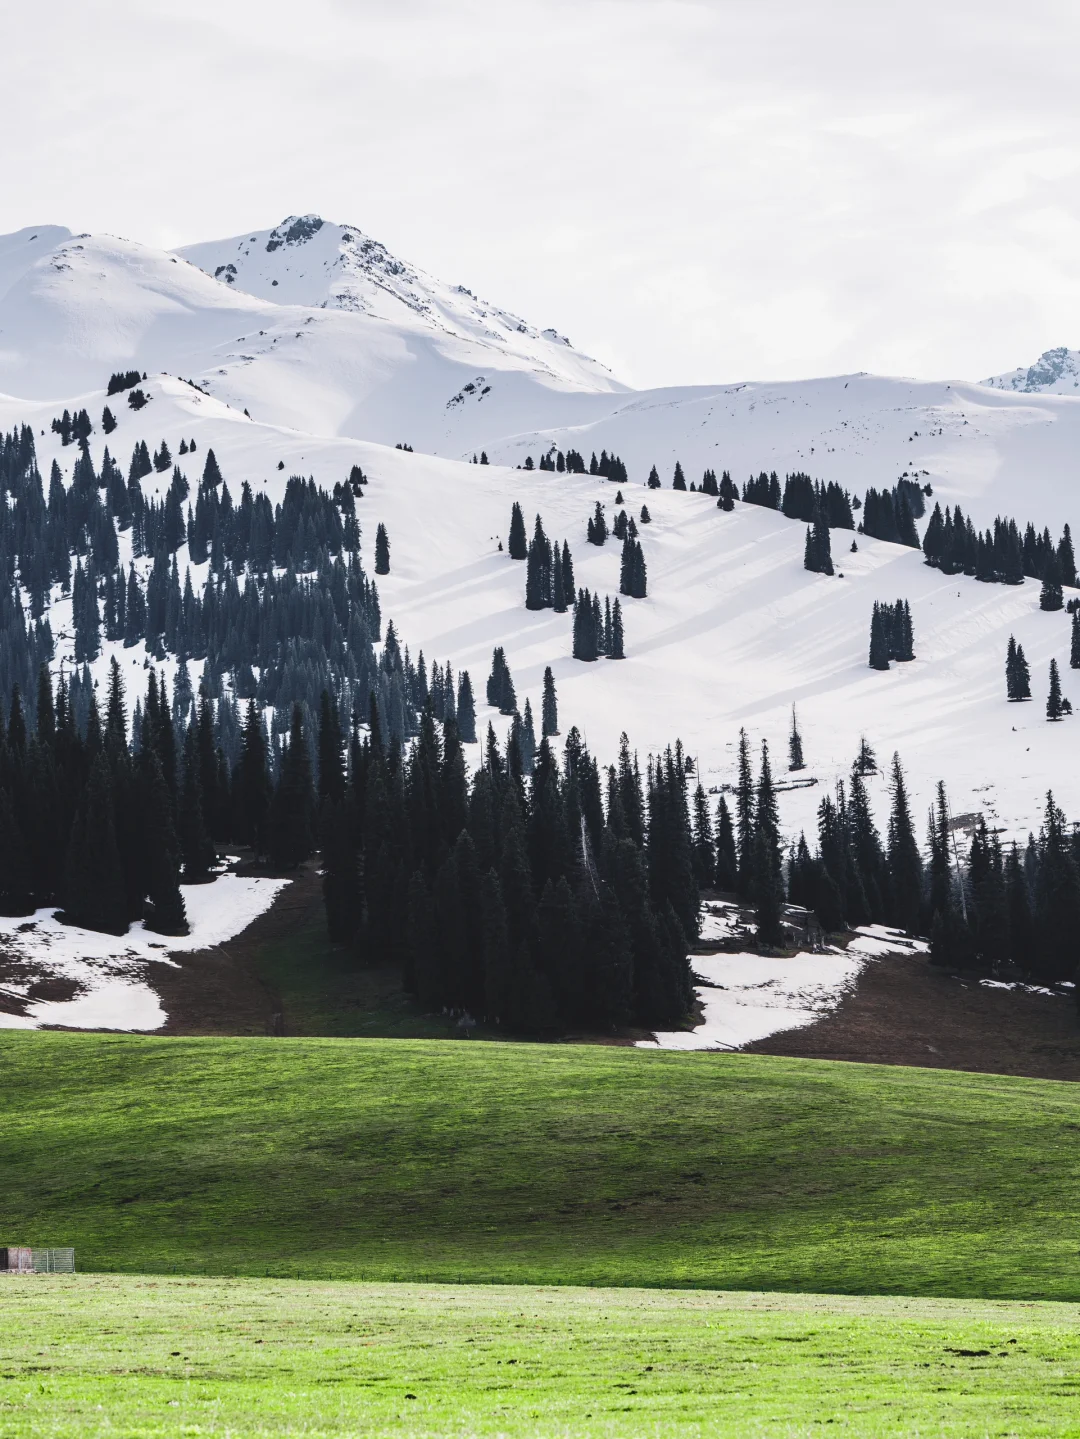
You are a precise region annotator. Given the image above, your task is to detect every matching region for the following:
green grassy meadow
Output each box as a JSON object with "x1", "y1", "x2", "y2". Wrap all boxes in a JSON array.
[
  {"x1": 3, "y1": 1032, "x2": 1080, "y2": 1298},
  {"x1": 2, "y1": 1275, "x2": 1079, "y2": 1437}
]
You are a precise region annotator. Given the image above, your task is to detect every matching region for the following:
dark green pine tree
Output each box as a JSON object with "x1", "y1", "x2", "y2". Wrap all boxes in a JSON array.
[
  {"x1": 317, "y1": 690, "x2": 346, "y2": 804},
  {"x1": 868, "y1": 602, "x2": 891, "y2": 670},
  {"x1": 234, "y1": 700, "x2": 271, "y2": 857},
  {"x1": 640, "y1": 505, "x2": 651, "y2": 524},
  {"x1": 374, "y1": 522, "x2": 390, "y2": 575},
  {"x1": 1047, "y1": 658, "x2": 1065, "y2": 721},
  {"x1": 1071, "y1": 612, "x2": 1080, "y2": 670},
  {"x1": 507, "y1": 501, "x2": 527, "y2": 559},
  {"x1": 525, "y1": 515, "x2": 553, "y2": 609},
  {"x1": 714, "y1": 795, "x2": 738, "y2": 892},
  {"x1": 646, "y1": 466, "x2": 661, "y2": 490},
  {"x1": 178, "y1": 726, "x2": 215, "y2": 879},
  {"x1": 456, "y1": 671, "x2": 477, "y2": 742},
  {"x1": 572, "y1": 589, "x2": 598, "y2": 661},
  {"x1": 1005, "y1": 841, "x2": 1035, "y2": 972},
  {"x1": 269, "y1": 705, "x2": 316, "y2": 868},
  {"x1": 1006, "y1": 634, "x2": 1031, "y2": 700},
  {"x1": 611, "y1": 599, "x2": 625, "y2": 659},
  {"x1": 1033, "y1": 791, "x2": 1080, "y2": 982},
  {"x1": 0, "y1": 789, "x2": 34, "y2": 915},
  {"x1": 672, "y1": 461, "x2": 686, "y2": 490},
  {"x1": 788, "y1": 705, "x2": 805, "y2": 771},
  {"x1": 751, "y1": 740, "x2": 785, "y2": 946},
  {"x1": 1040, "y1": 551, "x2": 1064, "y2": 611},
  {"x1": 735, "y1": 727, "x2": 754, "y2": 899},
  {"x1": 541, "y1": 666, "x2": 558, "y2": 736},
  {"x1": 62, "y1": 754, "x2": 128, "y2": 935},
  {"x1": 691, "y1": 783, "x2": 715, "y2": 888},
  {"x1": 201, "y1": 448, "x2": 224, "y2": 488},
  {"x1": 140, "y1": 750, "x2": 189, "y2": 937},
  {"x1": 886, "y1": 753, "x2": 922, "y2": 934}
]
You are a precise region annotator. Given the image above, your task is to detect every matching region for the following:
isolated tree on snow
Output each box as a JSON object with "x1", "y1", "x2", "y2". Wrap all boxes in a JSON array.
[
  {"x1": 1006, "y1": 634, "x2": 1032, "y2": 700},
  {"x1": 646, "y1": 465, "x2": 661, "y2": 490},
  {"x1": 1071, "y1": 612, "x2": 1080, "y2": 670},
  {"x1": 374, "y1": 522, "x2": 390, "y2": 575},
  {"x1": 640, "y1": 505, "x2": 652, "y2": 524},
  {"x1": 672, "y1": 461, "x2": 686, "y2": 491},
  {"x1": 788, "y1": 706, "x2": 805, "y2": 771},
  {"x1": 508, "y1": 501, "x2": 527, "y2": 560},
  {"x1": 1046, "y1": 658, "x2": 1067, "y2": 721}
]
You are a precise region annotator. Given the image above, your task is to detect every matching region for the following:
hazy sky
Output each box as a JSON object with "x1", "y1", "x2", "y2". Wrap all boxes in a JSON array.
[{"x1": 6, "y1": 0, "x2": 1079, "y2": 388}]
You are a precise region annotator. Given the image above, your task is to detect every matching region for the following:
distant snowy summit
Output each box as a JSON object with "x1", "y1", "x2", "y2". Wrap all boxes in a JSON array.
[
  {"x1": 982, "y1": 346, "x2": 1080, "y2": 394},
  {"x1": 176, "y1": 214, "x2": 615, "y2": 386}
]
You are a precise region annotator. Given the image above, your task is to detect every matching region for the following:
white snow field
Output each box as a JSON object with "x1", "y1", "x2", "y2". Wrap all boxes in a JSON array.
[
  {"x1": 640, "y1": 928, "x2": 929, "y2": 1052},
  {"x1": 0, "y1": 874, "x2": 288, "y2": 1032}
]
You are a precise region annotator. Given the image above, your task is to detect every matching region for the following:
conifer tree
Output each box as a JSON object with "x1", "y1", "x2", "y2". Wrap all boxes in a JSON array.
[
  {"x1": 691, "y1": 783, "x2": 715, "y2": 888},
  {"x1": 886, "y1": 753, "x2": 922, "y2": 933},
  {"x1": 525, "y1": 514, "x2": 553, "y2": 609},
  {"x1": 640, "y1": 505, "x2": 651, "y2": 524},
  {"x1": 269, "y1": 705, "x2": 316, "y2": 867},
  {"x1": 1006, "y1": 634, "x2": 1032, "y2": 700},
  {"x1": 234, "y1": 699, "x2": 271, "y2": 857},
  {"x1": 374, "y1": 522, "x2": 390, "y2": 575},
  {"x1": 541, "y1": 666, "x2": 558, "y2": 737},
  {"x1": 735, "y1": 727, "x2": 754, "y2": 898},
  {"x1": 752, "y1": 740, "x2": 785, "y2": 945},
  {"x1": 179, "y1": 726, "x2": 215, "y2": 879},
  {"x1": 714, "y1": 795, "x2": 738, "y2": 891},
  {"x1": 868, "y1": 603, "x2": 891, "y2": 670},
  {"x1": 508, "y1": 501, "x2": 527, "y2": 560},
  {"x1": 646, "y1": 465, "x2": 661, "y2": 490},
  {"x1": 456, "y1": 670, "x2": 477, "y2": 742},
  {"x1": 611, "y1": 599, "x2": 625, "y2": 659},
  {"x1": 788, "y1": 705, "x2": 805, "y2": 771},
  {"x1": 672, "y1": 461, "x2": 686, "y2": 491},
  {"x1": 1046, "y1": 658, "x2": 1066, "y2": 720},
  {"x1": 1040, "y1": 552, "x2": 1064, "y2": 611},
  {"x1": 61, "y1": 754, "x2": 128, "y2": 935},
  {"x1": 1071, "y1": 612, "x2": 1080, "y2": 670}
]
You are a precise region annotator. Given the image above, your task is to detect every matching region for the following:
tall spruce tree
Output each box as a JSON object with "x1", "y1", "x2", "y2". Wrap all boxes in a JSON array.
[
  {"x1": 788, "y1": 705, "x2": 805, "y2": 771},
  {"x1": 507, "y1": 502, "x2": 527, "y2": 560},
  {"x1": 1047, "y1": 658, "x2": 1066, "y2": 721},
  {"x1": 541, "y1": 666, "x2": 558, "y2": 736},
  {"x1": 751, "y1": 740, "x2": 785, "y2": 946}
]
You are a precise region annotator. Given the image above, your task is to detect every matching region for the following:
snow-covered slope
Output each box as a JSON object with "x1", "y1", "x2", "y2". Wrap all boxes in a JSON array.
[
  {"x1": 5, "y1": 374, "x2": 1078, "y2": 855},
  {"x1": 983, "y1": 346, "x2": 1080, "y2": 394},
  {"x1": 0, "y1": 218, "x2": 625, "y2": 450},
  {"x1": 4, "y1": 216, "x2": 1080, "y2": 541}
]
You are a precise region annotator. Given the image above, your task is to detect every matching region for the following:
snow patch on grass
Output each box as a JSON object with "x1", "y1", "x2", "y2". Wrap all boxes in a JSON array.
[
  {"x1": 640, "y1": 925, "x2": 925, "y2": 1051},
  {"x1": 0, "y1": 874, "x2": 288, "y2": 1032}
]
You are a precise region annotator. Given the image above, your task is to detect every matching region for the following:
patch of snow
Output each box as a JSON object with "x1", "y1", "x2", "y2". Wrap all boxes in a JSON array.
[
  {"x1": 698, "y1": 901, "x2": 741, "y2": 942},
  {"x1": 848, "y1": 925, "x2": 929, "y2": 957},
  {"x1": 0, "y1": 874, "x2": 288, "y2": 1032},
  {"x1": 638, "y1": 949, "x2": 865, "y2": 1051}
]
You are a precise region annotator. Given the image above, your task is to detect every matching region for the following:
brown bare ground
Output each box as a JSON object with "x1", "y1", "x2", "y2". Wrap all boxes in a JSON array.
[{"x1": 745, "y1": 951, "x2": 1080, "y2": 1081}]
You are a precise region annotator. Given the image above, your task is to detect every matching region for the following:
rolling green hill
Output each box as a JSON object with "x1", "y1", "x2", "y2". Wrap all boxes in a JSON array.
[{"x1": 3, "y1": 1032, "x2": 1079, "y2": 1299}]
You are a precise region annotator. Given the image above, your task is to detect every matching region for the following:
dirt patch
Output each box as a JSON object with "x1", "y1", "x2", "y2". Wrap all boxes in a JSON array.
[
  {"x1": 151, "y1": 863, "x2": 320, "y2": 1036},
  {"x1": 746, "y1": 952, "x2": 1080, "y2": 1081}
]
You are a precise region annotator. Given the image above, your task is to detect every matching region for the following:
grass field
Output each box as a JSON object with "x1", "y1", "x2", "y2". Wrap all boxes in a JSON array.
[
  {"x1": 3, "y1": 1032, "x2": 1080, "y2": 1299},
  {"x1": 2, "y1": 1275, "x2": 1079, "y2": 1437}
]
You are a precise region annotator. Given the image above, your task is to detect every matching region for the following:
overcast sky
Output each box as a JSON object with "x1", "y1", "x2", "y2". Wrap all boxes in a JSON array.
[{"x1": 6, "y1": 0, "x2": 1079, "y2": 388}]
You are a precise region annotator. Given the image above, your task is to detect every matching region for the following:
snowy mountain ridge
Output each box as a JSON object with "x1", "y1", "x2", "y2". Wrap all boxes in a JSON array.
[{"x1": 982, "y1": 346, "x2": 1080, "y2": 394}]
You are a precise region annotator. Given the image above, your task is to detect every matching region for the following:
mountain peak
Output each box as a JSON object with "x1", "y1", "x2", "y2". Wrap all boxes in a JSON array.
[{"x1": 982, "y1": 345, "x2": 1080, "y2": 394}]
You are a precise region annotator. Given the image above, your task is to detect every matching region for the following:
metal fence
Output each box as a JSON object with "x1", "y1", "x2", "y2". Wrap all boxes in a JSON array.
[{"x1": 31, "y1": 1249, "x2": 75, "y2": 1273}]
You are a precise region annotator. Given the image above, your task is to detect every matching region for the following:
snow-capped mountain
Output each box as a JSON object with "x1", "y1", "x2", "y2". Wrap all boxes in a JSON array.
[
  {"x1": 0, "y1": 216, "x2": 625, "y2": 448},
  {"x1": 177, "y1": 215, "x2": 614, "y2": 391},
  {"x1": 982, "y1": 346, "x2": 1080, "y2": 394}
]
